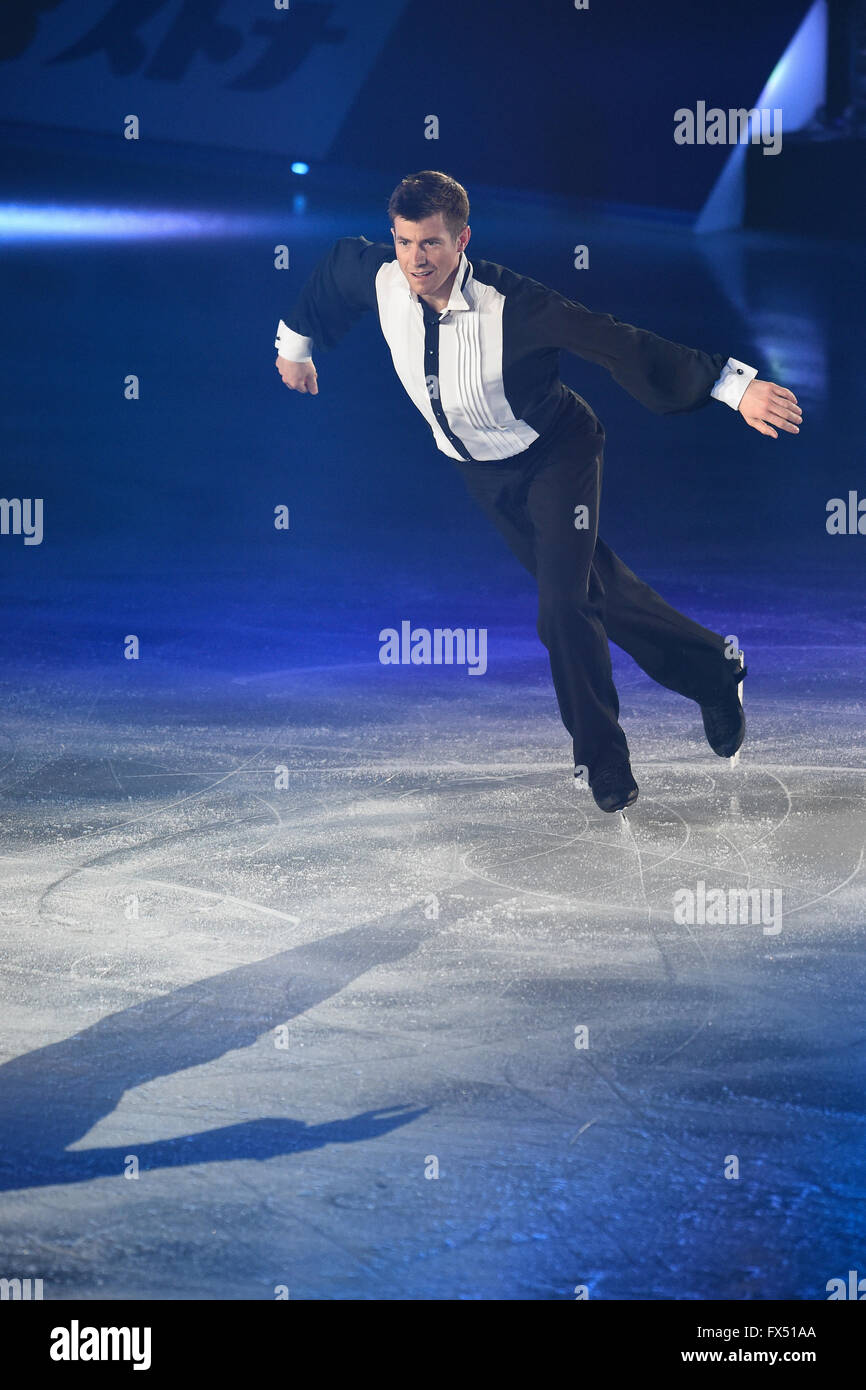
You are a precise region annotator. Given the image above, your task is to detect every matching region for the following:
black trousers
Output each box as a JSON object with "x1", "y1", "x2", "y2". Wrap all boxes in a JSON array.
[{"x1": 453, "y1": 398, "x2": 731, "y2": 777}]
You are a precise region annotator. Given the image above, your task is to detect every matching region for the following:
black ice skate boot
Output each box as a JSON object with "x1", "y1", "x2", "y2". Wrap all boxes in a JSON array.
[
  {"x1": 586, "y1": 759, "x2": 639, "y2": 814},
  {"x1": 699, "y1": 652, "x2": 747, "y2": 766}
]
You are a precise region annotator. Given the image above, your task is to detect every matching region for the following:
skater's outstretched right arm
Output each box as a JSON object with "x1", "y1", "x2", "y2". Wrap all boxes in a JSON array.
[{"x1": 274, "y1": 236, "x2": 394, "y2": 394}]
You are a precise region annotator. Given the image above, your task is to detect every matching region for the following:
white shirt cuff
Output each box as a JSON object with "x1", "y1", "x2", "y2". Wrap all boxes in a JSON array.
[
  {"x1": 274, "y1": 318, "x2": 314, "y2": 362},
  {"x1": 711, "y1": 357, "x2": 758, "y2": 409}
]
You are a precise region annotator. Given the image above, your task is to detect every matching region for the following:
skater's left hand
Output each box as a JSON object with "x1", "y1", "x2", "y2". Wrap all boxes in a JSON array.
[{"x1": 738, "y1": 379, "x2": 802, "y2": 439}]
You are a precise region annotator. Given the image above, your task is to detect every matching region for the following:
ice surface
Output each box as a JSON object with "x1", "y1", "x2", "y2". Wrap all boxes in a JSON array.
[{"x1": 0, "y1": 622, "x2": 864, "y2": 1299}]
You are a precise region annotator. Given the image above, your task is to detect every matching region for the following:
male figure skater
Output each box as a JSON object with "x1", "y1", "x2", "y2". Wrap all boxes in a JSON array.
[{"x1": 274, "y1": 171, "x2": 802, "y2": 813}]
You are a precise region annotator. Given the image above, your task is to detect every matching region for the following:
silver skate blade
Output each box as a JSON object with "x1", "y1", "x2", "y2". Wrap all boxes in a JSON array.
[{"x1": 729, "y1": 648, "x2": 745, "y2": 770}]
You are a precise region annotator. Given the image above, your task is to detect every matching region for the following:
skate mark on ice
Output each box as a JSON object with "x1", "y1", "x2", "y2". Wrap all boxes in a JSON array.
[
  {"x1": 783, "y1": 843, "x2": 865, "y2": 921},
  {"x1": 238, "y1": 793, "x2": 286, "y2": 859},
  {"x1": 33, "y1": 808, "x2": 285, "y2": 926}
]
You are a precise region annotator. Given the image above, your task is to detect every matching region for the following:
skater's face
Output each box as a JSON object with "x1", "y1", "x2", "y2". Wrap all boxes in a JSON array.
[{"x1": 391, "y1": 214, "x2": 470, "y2": 303}]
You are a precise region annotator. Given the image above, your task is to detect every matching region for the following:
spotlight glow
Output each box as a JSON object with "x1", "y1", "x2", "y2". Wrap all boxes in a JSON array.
[
  {"x1": 0, "y1": 202, "x2": 268, "y2": 241},
  {"x1": 291, "y1": 162, "x2": 310, "y2": 175}
]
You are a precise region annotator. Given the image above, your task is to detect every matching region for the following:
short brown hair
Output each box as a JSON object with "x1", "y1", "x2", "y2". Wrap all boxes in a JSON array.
[{"x1": 387, "y1": 170, "x2": 470, "y2": 241}]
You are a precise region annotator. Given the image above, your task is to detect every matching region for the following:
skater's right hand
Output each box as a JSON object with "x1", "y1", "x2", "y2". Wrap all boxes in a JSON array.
[{"x1": 275, "y1": 356, "x2": 318, "y2": 395}]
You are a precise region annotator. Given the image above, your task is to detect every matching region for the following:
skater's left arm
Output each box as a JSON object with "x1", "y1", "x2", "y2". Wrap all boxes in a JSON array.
[{"x1": 521, "y1": 279, "x2": 802, "y2": 428}]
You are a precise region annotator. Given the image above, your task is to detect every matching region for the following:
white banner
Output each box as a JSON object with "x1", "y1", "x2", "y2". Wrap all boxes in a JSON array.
[{"x1": 0, "y1": 0, "x2": 411, "y2": 158}]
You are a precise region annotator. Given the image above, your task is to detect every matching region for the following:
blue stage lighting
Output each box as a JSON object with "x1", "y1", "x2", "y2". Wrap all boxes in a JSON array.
[{"x1": 0, "y1": 202, "x2": 269, "y2": 242}]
